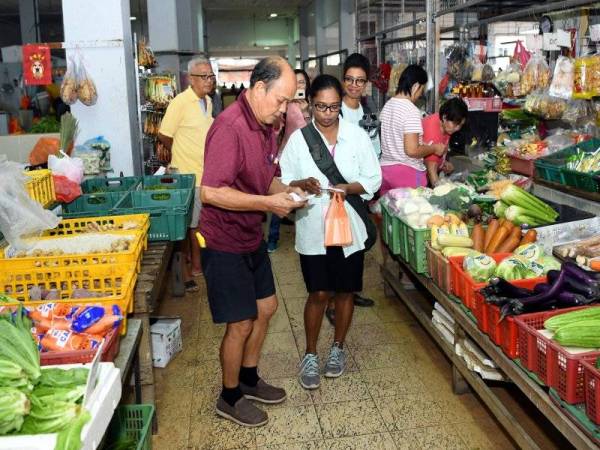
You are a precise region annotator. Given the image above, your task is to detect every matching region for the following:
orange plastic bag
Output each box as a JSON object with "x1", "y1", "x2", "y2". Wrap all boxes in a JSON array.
[
  {"x1": 29, "y1": 137, "x2": 60, "y2": 166},
  {"x1": 324, "y1": 192, "x2": 353, "y2": 247}
]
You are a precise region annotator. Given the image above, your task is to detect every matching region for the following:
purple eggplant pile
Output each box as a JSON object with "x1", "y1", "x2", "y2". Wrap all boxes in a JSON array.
[{"x1": 479, "y1": 262, "x2": 600, "y2": 319}]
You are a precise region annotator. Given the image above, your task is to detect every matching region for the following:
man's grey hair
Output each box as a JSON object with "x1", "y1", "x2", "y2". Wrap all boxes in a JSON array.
[
  {"x1": 187, "y1": 57, "x2": 211, "y2": 74},
  {"x1": 250, "y1": 56, "x2": 288, "y2": 89}
]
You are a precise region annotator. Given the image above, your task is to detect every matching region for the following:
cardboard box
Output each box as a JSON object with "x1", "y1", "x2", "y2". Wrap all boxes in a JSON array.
[{"x1": 151, "y1": 317, "x2": 182, "y2": 368}]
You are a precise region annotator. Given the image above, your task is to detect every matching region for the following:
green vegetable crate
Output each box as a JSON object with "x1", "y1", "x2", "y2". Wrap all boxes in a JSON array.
[
  {"x1": 114, "y1": 189, "x2": 193, "y2": 241},
  {"x1": 104, "y1": 404, "x2": 155, "y2": 450},
  {"x1": 381, "y1": 204, "x2": 405, "y2": 257},
  {"x1": 535, "y1": 139, "x2": 600, "y2": 193},
  {"x1": 62, "y1": 192, "x2": 125, "y2": 218},
  {"x1": 140, "y1": 174, "x2": 195, "y2": 191},
  {"x1": 81, "y1": 176, "x2": 142, "y2": 194}
]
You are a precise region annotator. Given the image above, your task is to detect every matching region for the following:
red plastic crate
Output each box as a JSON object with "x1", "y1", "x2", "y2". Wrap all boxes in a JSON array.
[
  {"x1": 426, "y1": 243, "x2": 452, "y2": 294},
  {"x1": 486, "y1": 305, "x2": 519, "y2": 359},
  {"x1": 508, "y1": 155, "x2": 536, "y2": 177},
  {"x1": 583, "y1": 357, "x2": 600, "y2": 424},
  {"x1": 472, "y1": 293, "x2": 489, "y2": 334},
  {"x1": 40, "y1": 327, "x2": 121, "y2": 366},
  {"x1": 449, "y1": 254, "x2": 545, "y2": 310}
]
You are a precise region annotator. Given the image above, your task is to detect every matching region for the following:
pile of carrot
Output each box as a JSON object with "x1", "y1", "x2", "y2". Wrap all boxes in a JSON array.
[{"x1": 470, "y1": 219, "x2": 537, "y2": 255}]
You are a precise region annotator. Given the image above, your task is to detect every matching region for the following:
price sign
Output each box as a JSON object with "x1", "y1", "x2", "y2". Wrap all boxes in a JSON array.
[
  {"x1": 591, "y1": 24, "x2": 600, "y2": 42},
  {"x1": 83, "y1": 339, "x2": 104, "y2": 408},
  {"x1": 542, "y1": 33, "x2": 560, "y2": 51},
  {"x1": 556, "y1": 29, "x2": 571, "y2": 48}
]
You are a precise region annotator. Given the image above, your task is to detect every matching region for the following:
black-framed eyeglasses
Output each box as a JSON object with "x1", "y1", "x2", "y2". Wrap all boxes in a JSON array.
[
  {"x1": 343, "y1": 76, "x2": 367, "y2": 87},
  {"x1": 313, "y1": 102, "x2": 342, "y2": 113},
  {"x1": 190, "y1": 74, "x2": 216, "y2": 81}
]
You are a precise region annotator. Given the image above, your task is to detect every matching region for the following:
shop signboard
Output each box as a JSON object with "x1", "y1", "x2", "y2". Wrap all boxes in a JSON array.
[{"x1": 22, "y1": 44, "x2": 52, "y2": 85}]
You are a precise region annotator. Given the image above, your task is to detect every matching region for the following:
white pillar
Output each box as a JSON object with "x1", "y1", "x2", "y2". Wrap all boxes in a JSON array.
[
  {"x1": 19, "y1": 0, "x2": 39, "y2": 43},
  {"x1": 299, "y1": 6, "x2": 310, "y2": 63},
  {"x1": 62, "y1": 0, "x2": 141, "y2": 175},
  {"x1": 287, "y1": 18, "x2": 297, "y2": 67},
  {"x1": 339, "y1": 0, "x2": 355, "y2": 53},
  {"x1": 197, "y1": 0, "x2": 206, "y2": 54},
  {"x1": 315, "y1": 0, "x2": 327, "y2": 57}
]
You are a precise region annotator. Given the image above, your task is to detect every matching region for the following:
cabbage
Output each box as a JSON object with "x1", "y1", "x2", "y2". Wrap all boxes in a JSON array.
[
  {"x1": 463, "y1": 254, "x2": 497, "y2": 282},
  {"x1": 537, "y1": 255, "x2": 562, "y2": 274},
  {"x1": 514, "y1": 243, "x2": 544, "y2": 261},
  {"x1": 496, "y1": 256, "x2": 534, "y2": 281}
]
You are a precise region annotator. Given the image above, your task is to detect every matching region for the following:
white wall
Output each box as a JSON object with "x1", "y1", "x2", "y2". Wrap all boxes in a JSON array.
[{"x1": 206, "y1": 17, "x2": 290, "y2": 51}]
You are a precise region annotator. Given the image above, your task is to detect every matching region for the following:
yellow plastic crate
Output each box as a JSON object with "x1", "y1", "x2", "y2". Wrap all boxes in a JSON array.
[
  {"x1": 0, "y1": 265, "x2": 137, "y2": 334},
  {"x1": 43, "y1": 214, "x2": 150, "y2": 250},
  {"x1": 24, "y1": 169, "x2": 56, "y2": 208},
  {"x1": 0, "y1": 231, "x2": 145, "y2": 273}
]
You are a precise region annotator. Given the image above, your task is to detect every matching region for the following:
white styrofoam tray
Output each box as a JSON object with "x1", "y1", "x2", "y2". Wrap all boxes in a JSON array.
[
  {"x1": 534, "y1": 217, "x2": 600, "y2": 254},
  {"x1": 0, "y1": 362, "x2": 121, "y2": 450}
]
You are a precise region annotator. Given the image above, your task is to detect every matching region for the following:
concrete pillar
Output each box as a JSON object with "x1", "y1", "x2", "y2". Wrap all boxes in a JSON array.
[
  {"x1": 19, "y1": 0, "x2": 39, "y2": 43},
  {"x1": 339, "y1": 0, "x2": 355, "y2": 53},
  {"x1": 197, "y1": 0, "x2": 206, "y2": 54},
  {"x1": 315, "y1": 0, "x2": 327, "y2": 57},
  {"x1": 62, "y1": 0, "x2": 141, "y2": 175},
  {"x1": 287, "y1": 18, "x2": 297, "y2": 67},
  {"x1": 299, "y1": 5, "x2": 310, "y2": 63}
]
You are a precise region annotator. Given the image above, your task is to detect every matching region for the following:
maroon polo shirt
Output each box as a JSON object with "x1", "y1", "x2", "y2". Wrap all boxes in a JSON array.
[{"x1": 200, "y1": 90, "x2": 278, "y2": 253}]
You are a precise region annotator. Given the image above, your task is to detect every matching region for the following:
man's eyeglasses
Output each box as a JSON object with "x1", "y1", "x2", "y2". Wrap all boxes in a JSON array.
[
  {"x1": 313, "y1": 102, "x2": 342, "y2": 113},
  {"x1": 343, "y1": 76, "x2": 367, "y2": 87},
  {"x1": 190, "y1": 74, "x2": 216, "y2": 81}
]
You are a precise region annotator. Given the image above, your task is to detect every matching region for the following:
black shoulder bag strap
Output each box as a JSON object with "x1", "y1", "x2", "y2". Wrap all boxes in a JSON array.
[{"x1": 300, "y1": 123, "x2": 377, "y2": 251}]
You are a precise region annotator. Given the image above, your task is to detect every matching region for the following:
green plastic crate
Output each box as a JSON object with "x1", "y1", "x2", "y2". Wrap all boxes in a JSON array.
[
  {"x1": 535, "y1": 138, "x2": 600, "y2": 193},
  {"x1": 104, "y1": 404, "x2": 154, "y2": 450},
  {"x1": 381, "y1": 204, "x2": 405, "y2": 256},
  {"x1": 81, "y1": 176, "x2": 141, "y2": 194},
  {"x1": 62, "y1": 192, "x2": 125, "y2": 218},
  {"x1": 114, "y1": 189, "x2": 193, "y2": 241},
  {"x1": 400, "y1": 218, "x2": 431, "y2": 274},
  {"x1": 140, "y1": 174, "x2": 196, "y2": 191}
]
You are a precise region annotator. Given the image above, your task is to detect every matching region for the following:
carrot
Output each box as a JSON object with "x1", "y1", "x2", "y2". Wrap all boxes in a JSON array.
[
  {"x1": 472, "y1": 223, "x2": 485, "y2": 253},
  {"x1": 520, "y1": 229, "x2": 537, "y2": 245},
  {"x1": 498, "y1": 218, "x2": 506, "y2": 228},
  {"x1": 509, "y1": 226, "x2": 522, "y2": 242},
  {"x1": 497, "y1": 235, "x2": 521, "y2": 253},
  {"x1": 484, "y1": 219, "x2": 499, "y2": 250},
  {"x1": 83, "y1": 315, "x2": 121, "y2": 336},
  {"x1": 41, "y1": 330, "x2": 91, "y2": 352},
  {"x1": 590, "y1": 260, "x2": 600, "y2": 272},
  {"x1": 502, "y1": 221, "x2": 515, "y2": 234},
  {"x1": 486, "y1": 226, "x2": 509, "y2": 254}
]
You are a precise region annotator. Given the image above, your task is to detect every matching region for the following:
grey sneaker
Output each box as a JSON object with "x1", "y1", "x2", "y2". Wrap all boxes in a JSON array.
[
  {"x1": 216, "y1": 396, "x2": 268, "y2": 427},
  {"x1": 240, "y1": 379, "x2": 287, "y2": 404},
  {"x1": 299, "y1": 353, "x2": 320, "y2": 390},
  {"x1": 324, "y1": 343, "x2": 346, "y2": 378}
]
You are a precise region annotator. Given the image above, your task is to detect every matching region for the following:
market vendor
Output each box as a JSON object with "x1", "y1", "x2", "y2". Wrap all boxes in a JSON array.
[
  {"x1": 158, "y1": 57, "x2": 215, "y2": 292},
  {"x1": 199, "y1": 56, "x2": 307, "y2": 427},
  {"x1": 380, "y1": 65, "x2": 446, "y2": 194},
  {"x1": 422, "y1": 97, "x2": 468, "y2": 186}
]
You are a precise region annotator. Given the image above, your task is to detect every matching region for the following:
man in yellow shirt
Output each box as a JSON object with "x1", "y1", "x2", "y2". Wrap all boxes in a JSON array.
[{"x1": 158, "y1": 57, "x2": 215, "y2": 291}]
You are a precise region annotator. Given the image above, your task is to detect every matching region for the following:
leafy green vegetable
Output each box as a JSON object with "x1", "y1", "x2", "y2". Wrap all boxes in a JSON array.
[
  {"x1": 463, "y1": 254, "x2": 497, "y2": 282},
  {"x1": 31, "y1": 385, "x2": 86, "y2": 405},
  {"x1": 20, "y1": 400, "x2": 80, "y2": 434},
  {"x1": 429, "y1": 188, "x2": 471, "y2": 212},
  {"x1": 495, "y1": 256, "x2": 533, "y2": 281},
  {"x1": 54, "y1": 409, "x2": 91, "y2": 450},
  {"x1": 0, "y1": 306, "x2": 40, "y2": 382},
  {"x1": 0, "y1": 359, "x2": 27, "y2": 382},
  {"x1": 537, "y1": 255, "x2": 561, "y2": 274},
  {"x1": 0, "y1": 387, "x2": 30, "y2": 434},
  {"x1": 38, "y1": 368, "x2": 89, "y2": 388},
  {"x1": 29, "y1": 116, "x2": 60, "y2": 134},
  {"x1": 499, "y1": 185, "x2": 558, "y2": 225}
]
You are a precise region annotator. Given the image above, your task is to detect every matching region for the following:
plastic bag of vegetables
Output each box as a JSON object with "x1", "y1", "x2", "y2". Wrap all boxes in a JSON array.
[
  {"x1": 463, "y1": 254, "x2": 497, "y2": 282},
  {"x1": 76, "y1": 59, "x2": 98, "y2": 106},
  {"x1": 60, "y1": 56, "x2": 78, "y2": 105}
]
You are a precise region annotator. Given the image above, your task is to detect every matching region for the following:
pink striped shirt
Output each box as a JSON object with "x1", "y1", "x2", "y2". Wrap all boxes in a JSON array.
[{"x1": 379, "y1": 98, "x2": 425, "y2": 171}]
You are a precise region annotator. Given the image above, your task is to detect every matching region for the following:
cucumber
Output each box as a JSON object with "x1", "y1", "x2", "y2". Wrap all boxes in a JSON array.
[
  {"x1": 553, "y1": 320, "x2": 600, "y2": 348},
  {"x1": 544, "y1": 307, "x2": 600, "y2": 332}
]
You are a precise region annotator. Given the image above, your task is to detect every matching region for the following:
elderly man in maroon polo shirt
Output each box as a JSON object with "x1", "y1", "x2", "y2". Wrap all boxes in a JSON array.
[{"x1": 200, "y1": 56, "x2": 306, "y2": 427}]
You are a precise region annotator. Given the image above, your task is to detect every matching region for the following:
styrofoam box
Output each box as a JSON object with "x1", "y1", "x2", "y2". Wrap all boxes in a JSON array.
[
  {"x1": 0, "y1": 362, "x2": 121, "y2": 450},
  {"x1": 151, "y1": 318, "x2": 182, "y2": 368},
  {"x1": 1, "y1": 45, "x2": 22, "y2": 63},
  {"x1": 534, "y1": 217, "x2": 600, "y2": 254}
]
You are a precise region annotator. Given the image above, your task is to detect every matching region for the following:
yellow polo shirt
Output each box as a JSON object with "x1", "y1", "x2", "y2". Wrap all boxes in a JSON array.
[{"x1": 160, "y1": 86, "x2": 214, "y2": 186}]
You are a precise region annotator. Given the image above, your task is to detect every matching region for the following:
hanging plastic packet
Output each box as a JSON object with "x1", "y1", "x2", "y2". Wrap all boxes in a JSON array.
[
  {"x1": 76, "y1": 52, "x2": 98, "y2": 106},
  {"x1": 60, "y1": 56, "x2": 78, "y2": 105},
  {"x1": 549, "y1": 56, "x2": 574, "y2": 99}
]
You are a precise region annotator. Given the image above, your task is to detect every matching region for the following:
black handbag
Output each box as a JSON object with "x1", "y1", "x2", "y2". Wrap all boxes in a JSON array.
[{"x1": 300, "y1": 123, "x2": 377, "y2": 251}]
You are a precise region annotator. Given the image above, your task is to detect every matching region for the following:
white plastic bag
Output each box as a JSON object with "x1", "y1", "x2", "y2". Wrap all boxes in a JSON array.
[
  {"x1": 0, "y1": 160, "x2": 60, "y2": 250},
  {"x1": 48, "y1": 150, "x2": 84, "y2": 184}
]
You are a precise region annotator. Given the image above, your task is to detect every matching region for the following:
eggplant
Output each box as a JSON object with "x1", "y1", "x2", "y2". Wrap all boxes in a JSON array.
[
  {"x1": 564, "y1": 262, "x2": 600, "y2": 287},
  {"x1": 534, "y1": 283, "x2": 551, "y2": 295},
  {"x1": 488, "y1": 277, "x2": 534, "y2": 298},
  {"x1": 503, "y1": 269, "x2": 566, "y2": 312},
  {"x1": 548, "y1": 269, "x2": 600, "y2": 299},
  {"x1": 556, "y1": 291, "x2": 592, "y2": 307}
]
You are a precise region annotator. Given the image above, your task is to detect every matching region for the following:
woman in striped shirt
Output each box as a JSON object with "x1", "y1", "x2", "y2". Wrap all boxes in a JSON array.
[{"x1": 379, "y1": 65, "x2": 446, "y2": 195}]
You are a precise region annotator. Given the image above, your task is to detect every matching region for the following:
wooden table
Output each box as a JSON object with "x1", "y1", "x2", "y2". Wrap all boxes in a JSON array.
[
  {"x1": 114, "y1": 318, "x2": 143, "y2": 403},
  {"x1": 382, "y1": 258, "x2": 599, "y2": 450}
]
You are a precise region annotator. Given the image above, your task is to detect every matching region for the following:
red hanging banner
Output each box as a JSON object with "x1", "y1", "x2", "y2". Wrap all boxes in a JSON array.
[{"x1": 22, "y1": 44, "x2": 52, "y2": 85}]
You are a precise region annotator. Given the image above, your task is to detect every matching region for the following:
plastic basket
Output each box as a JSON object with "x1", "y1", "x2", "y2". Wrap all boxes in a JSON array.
[
  {"x1": 486, "y1": 304, "x2": 519, "y2": 359},
  {"x1": 535, "y1": 138, "x2": 600, "y2": 193},
  {"x1": 448, "y1": 253, "x2": 546, "y2": 310},
  {"x1": 104, "y1": 404, "x2": 155, "y2": 450},
  {"x1": 583, "y1": 357, "x2": 600, "y2": 425},
  {"x1": 81, "y1": 176, "x2": 142, "y2": 194},
  {"x1": 24, "y1": 169, "x2": 56, "y2": 208},
  {"x1": 62, "y1": 192, "x2": 126, "y2": 219},
  {"x1": 426, "y1": 243, "x2": 452, "y2": 295},
  {"x1": 514, "y1": 306, "x2": 600, "y2": 401},
  {"x1": 0, "y1": 265, "x2": 137, "y2": 333},
  {"x1": 381, "y1": 204, "x2": 404, "y2": 256},
  {"x1": 114, "y1": 189, "x2": 193, "y2": 241},
  {"x1": 0, "y1": 232, "x2": 145, "y2": 273},
  {"x1": 472, "y1": 292, "x2": 489, "y2": 334},
  {"x1": 40, "y1": 327, "x2": 121, "y2": 366},
  {"x1": 402, "y1": 219, "x2": 430, "y2": 274},
  {"x1": 509, "y1": 155, "x2": 536, "y2": 177},
  {"x1": 140, "y1": 173, "x2": 195, "y2": 190}
]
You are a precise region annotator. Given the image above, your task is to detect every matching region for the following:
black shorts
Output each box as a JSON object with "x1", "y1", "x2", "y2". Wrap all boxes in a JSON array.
[
  {"x1": 299, "y1": 247, "x2": 365, "y2": 294},
  {"x1": 201, "y1": 241, "x2": 276, "y2": 324}
]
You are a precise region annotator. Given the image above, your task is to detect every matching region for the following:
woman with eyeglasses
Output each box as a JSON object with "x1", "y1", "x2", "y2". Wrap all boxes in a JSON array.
[
  {"x1": 279, "y1": 75, "x2": 381, "y2": 390},
  {"x1": 379, "y1": 65, "x2": 446, "y2": 195}
]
